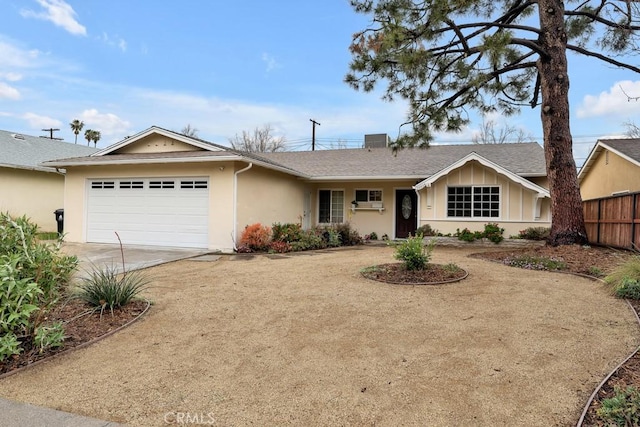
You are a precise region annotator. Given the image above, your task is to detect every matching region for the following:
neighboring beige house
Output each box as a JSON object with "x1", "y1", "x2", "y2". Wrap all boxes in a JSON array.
[
  {"x1": 578, "y1": 138, "x2": 640, "y2": 200},
  {"x1": 43, "y1": 126, "x2": 551, "y2": 251},
  {"x1": 0, "y1": 130, "x2": 97, "y2": 231}
]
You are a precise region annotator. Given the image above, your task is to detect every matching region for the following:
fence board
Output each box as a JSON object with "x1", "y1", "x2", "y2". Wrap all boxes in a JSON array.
[{"x1": 583, "y1": 192, "x2": 640, "y2": 250}]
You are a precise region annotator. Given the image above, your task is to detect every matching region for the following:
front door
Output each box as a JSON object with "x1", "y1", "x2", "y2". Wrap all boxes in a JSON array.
[{"x1": 395, "y1": 189, "x2": 417, "y2": 238}]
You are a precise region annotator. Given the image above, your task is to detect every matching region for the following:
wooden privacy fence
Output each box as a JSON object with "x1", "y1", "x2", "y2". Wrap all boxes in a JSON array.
[{"x1": 583, "y1": 192, "x2": 640, "y2": 250}]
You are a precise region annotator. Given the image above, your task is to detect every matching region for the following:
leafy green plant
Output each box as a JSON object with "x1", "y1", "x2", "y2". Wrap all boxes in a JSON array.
[
  {"x1": 596, "y1": 385, "x2": 640, "y2": 426},
  {"x1": 0, "y1": 255, "x2": 43, "y2": 336},
  {"x1": 0, "y1": 332, "x2": 21, "y2": 361},
  {"x1": 34, "y1": 321, "x2": 65, "y2": 353},
  {"x1": 322, "y1": 228, "x2": 341, "y2": 247},
  {"x1": 483, "y1": 223, "x2": 504, "y2": 244},
  {"x1": 394, "y1": 234, "x2": 435, "y2": 271},
  {"x1": 36, "y1": 232, "x2": 59, "y2": 241},
  {"x1": 75, "y1": 265, "x2": 150, "y2": 317},
  {"x1": 271, "y1": 222, "x2": 303, "y2": 243},
  {"x1": 333, "y1": 222, "x2": 363, "y2": 246},
  {"x1": 503, "y1": 255, "x2": 567, "y2": 271},
  {"x1": 614, "y1": 278, "x2": 640, "y2": 300},
  {"x1": 456, "y1": 228, "x2": 478, "y2": 242},
  {"x1": 366, "y1": 231, "x2": 378, "y2": 240}
]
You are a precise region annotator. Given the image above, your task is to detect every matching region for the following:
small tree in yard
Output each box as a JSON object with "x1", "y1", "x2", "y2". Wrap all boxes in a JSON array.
[
  {"x1": 346, "y1": 0, "x2": 640, "y2": 246},
  {"x1": 229, "y1": 124, "x2": 286, "y2": 153}
]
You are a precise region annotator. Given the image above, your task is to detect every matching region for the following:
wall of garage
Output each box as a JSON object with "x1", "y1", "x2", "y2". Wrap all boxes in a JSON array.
[
  {"x1": 63, "y1": 162, "x2": 236, "y2": 251},
  {"x1": 235, "y1": 164, "x2": 307, "y2": 235}
]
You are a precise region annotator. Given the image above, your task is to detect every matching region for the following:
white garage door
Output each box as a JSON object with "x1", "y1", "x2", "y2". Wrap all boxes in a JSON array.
[{"x1": 87, "y1": 178, "x2": 209, "y2": 248}]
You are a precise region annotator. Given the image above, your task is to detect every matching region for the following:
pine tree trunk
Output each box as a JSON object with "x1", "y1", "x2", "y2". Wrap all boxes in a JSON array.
[{"x1": 537, "y1": 0, "x2": 588, "y2": 246}]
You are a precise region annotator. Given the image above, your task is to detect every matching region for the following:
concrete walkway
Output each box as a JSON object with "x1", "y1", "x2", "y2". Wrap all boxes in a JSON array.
[{"x1": 1, "y1": 243, "x2": 212, "y2": 427}]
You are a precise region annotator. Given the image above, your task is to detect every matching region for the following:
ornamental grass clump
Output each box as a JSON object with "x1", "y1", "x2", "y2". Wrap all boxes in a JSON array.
[
  {"x1": 75, "y1": 265, "x2": 149, "y2": 317},
  {"x1": 605, "y1": 256, "x2": 640, "y2": 299},
  {"x1": 394, "y1": 233, "x2": 435, "y2": 271}
]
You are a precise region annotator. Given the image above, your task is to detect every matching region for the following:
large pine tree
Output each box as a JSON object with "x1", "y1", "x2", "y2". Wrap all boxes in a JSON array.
[{"x1": 346, "y1": 0, "x2": 640, "y2": 246}]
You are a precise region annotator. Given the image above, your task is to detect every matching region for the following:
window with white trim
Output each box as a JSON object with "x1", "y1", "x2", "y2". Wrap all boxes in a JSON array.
[
  {"x1": 354, "y1": 189, "x2": 382, "y2": 203},
  {"x1": 447, "y1": 186, "x2": 500, "y2": 218},
  {"x1": 318, "y1": 190, "x2": 344, "y2": 223}
]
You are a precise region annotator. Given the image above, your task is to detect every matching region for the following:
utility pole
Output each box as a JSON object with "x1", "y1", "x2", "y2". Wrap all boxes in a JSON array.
[{"x1": 310, "y1": 119, "x2": 320, "y2": 151}]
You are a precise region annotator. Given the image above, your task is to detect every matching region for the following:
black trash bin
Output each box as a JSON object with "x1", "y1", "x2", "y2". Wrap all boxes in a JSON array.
[{"x1": 54, "y1": 209, "x2": 64, "y2": 234}]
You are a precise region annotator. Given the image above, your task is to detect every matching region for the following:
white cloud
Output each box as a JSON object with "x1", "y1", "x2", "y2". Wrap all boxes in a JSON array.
[
  {"x1": 577, "y1": 80, "x2": 640, "y2": 118},
  {"x1": 0, "y1": 72, "x2": 23, "y2": 82},
  {"x1": 79, "y1": 109, "x2": 131, "y2": 136},
  {"x1": 261, "y1": 53, "x2": 281, "y2": 73},
  {"x1": 99, "y1": 32, "x2": 127, "y2": 52},
  {"x1": 22, "y1": 112, "x2": 61, "y2": 128},
  {"x1": 20, "y1": 0, "x2": 86, "y2": 36},
  {"x1": 0, "y1": 39, "x2": 43, "y2": 69},
  {"x1": 0, "y1": 82, "x2": 21, "y2": 100}
]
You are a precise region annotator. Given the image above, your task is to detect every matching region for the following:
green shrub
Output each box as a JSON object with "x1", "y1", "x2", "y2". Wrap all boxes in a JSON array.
[
  {"x1": 333, "y1": 223, "x2": 363, "y2": 246},
  {"x1": 484, "y1": 223, "x2": 504, "y2": 244},
  {"x1": 456, "y1": 228, "x2": 478, "y2": 242},
  {"x1": 615, "y1": 278, "x2": 640, "y2": 300},
  {"x1": 394, "y1": 234, "x2": 435, "y2": 271},
  {"x1": 518, "y1": 227, "x2": 551, "y2": 241},
  {"x1": 239, "y1": 223, "x2": 272, "y2": 252},
  {"x1": 271, "y1": 222, "x2": 303, "y2": 243},
  {"x1": 0, "y1": 213, "x2": 77, "y2": 303},
  {"x1": 75, "y1": 265, "x2": 150, "y2": 316},
  {"x1": 322, "y1": 228, "x2": 341, "y2": 247},
  {"x1": 416, "y1": 224, "x2": 439, "y2": 237},
  {"x1": 596, "y1": 385, "x2": 640, "y2": 426},
  {"x1": 366, "y1": 231, "x2": 378, "y2": 240},
  {"x1": 34, "y1": 321, "x2": 65, "y2": 353},
  {"x1": 0, "y1": 255, "x2": 43, "y2": 337}
]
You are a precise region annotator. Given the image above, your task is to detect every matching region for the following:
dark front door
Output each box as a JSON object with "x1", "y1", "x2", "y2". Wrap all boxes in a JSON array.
[{"x1": 395, "y1": 189, "x2": 417, "y2": 238}]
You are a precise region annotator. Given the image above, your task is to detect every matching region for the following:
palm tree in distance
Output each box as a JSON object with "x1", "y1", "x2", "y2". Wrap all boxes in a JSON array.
[
  {"x1": 91, "y1": 130, "x2": 101, "y2": 148},
  {"x1": 70, "y1": 119, "x2": 84, "y2": 144},
  {"x1": 84, "y1": 129, "x2": 93, "y2": 146}
]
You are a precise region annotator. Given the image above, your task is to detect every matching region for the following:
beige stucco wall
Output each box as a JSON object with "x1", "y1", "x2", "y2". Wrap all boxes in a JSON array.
[
  {"x1": 115, "y1": 135, "x2": 202, "y2": 154},
  {"x1": 236, "y1": 165, "x2": 307, "y2": 233},
  {"x1": 304, "y1": 180, "x2": 416, "y2": 239},
  {"x1": 0, "y1": 167, "x2": 64, "y2": 231},
  {"x1": 63, "y1": 162, "x2": 237, "y2": 251},
  {"x1": 580, "y1": 149, "x2": 640, "y2": 200},
  {"x1": 417, "y1": 161, "x2": 551, "y2": 237}
]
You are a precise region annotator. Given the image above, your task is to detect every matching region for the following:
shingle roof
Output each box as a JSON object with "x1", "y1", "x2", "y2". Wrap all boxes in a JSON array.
[
  {"x1": 257, "y1": 142, "x2": 546, "y2": 179},
  {"x1": 0, "y1": 129, "x2": 98, "y2": 173},
  {"x1": 601, "y1": 139, "x2": 640, "y2": 163}
]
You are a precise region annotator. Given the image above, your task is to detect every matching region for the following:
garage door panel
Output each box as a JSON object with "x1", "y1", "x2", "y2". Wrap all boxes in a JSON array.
[{"x1": 87, "y1": 178, "x2": 209, "y2": 248}]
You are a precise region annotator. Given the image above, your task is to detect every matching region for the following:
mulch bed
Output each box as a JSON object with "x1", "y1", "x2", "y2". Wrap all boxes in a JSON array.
[
  {"x1": 0, "y1": 298, "x2": 148, "y2": 377},
  {"x1": 361, "y1": 262, "x2": 468, "y2": 285}
]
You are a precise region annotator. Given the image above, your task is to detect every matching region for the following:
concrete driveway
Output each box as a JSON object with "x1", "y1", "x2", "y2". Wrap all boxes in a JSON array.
[{"x1": 61, "y1": 242, "x2": 214, "y2": 278}]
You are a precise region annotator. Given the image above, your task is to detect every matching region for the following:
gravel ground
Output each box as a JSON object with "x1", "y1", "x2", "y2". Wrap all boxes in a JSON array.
[{"x1": 0, "y1": 245, "x2": 638, "y2": 427}]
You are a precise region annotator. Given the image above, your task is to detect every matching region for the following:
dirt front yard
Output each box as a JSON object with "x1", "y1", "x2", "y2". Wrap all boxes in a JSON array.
[{"x1": 0, "y1": 245, "x2": 638, "y2": 426}]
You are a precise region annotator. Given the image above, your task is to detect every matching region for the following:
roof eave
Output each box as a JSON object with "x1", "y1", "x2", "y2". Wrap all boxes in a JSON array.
[{"x1": 1, "y1": 163, "x2": 62, "y2": 174}]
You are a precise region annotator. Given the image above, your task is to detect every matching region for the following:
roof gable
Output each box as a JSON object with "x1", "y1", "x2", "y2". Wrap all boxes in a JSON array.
[
  {"x1": 94, "y1": 126, "x2": 228, "y2": 156},
  {"x1": 578, "y1": 138, "x2": 640, "y2": 182},
  {"x1": 0, "y1": 129, "x2": 97, "y2": 173},
  {"x1": 413, "y1": 152, "x2": 550, "y2": 197}
]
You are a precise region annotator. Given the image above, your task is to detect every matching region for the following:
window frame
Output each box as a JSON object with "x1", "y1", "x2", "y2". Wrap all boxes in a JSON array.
[
  {"x1": 354, "y1": 189, "x2": 383, "y2": 203},
  {"x1": 318, "y1": 189, "x2": 345, "y2": 224},
  {"x1": 447, "y1": 185, "x2": 501, "y2": 219}
]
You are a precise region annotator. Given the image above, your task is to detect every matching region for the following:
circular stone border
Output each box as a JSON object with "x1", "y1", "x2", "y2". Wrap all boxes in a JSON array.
[
  {"x1": 361, "y1": 263, "x2": 469, "y2": 285},
  {"x1": 0, "y1": 299, "x2": 151, "y2": 380}
]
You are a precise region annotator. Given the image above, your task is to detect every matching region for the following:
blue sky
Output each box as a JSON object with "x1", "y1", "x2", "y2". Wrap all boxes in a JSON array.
[{"x1": 1, "y1": 0, "x2": 639, "y2": 166}]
